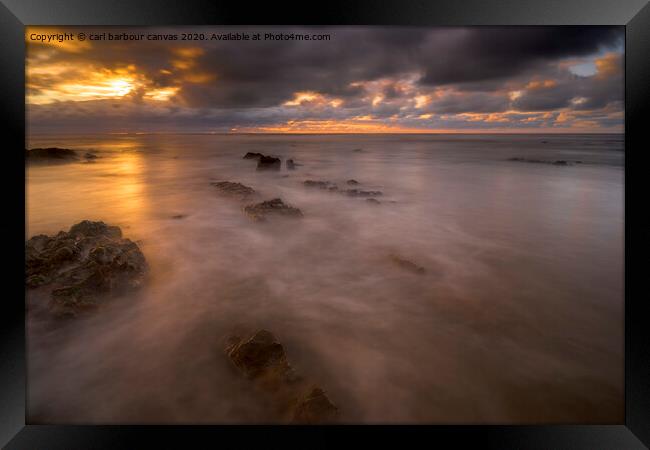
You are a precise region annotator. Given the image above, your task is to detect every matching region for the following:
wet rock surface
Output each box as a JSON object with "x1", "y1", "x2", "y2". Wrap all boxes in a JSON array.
[
  {"x1": 304, "y1": 180, "x2": 335, "y2": 189},
  {"x1": 225, "y1": 330, "x2": 339, "y2": 424},
  {"x1": 26, "y1": 147, "x2": 78, "y2": 164},
  {"x1": 226, "y1": 329, "x2": 293, "y2": 380},
  {"x1": 257, "y1": 155, "x2": 282, "y2": 171},
  {"x1": 243, "y1": 198, "x2": 303, "y2": 222},
  {"x1": 342, "y1": 188, "x2": 382, "y2": 197},
  {"x1": 508, "y1": 157, "x2": 582, "y2": 166},
  {"x1": 243, "y1": 152, "x2": 264, "y2": 160},
  {"x1": 25, "y1": 220, "x2": 147, "y2": 317},
  {"x1": 211, "y1": 181, "x2": 256, "y2": 199},
  {"x1": 390, "y1": 254, "x2": 426, "y2": 274},
  {"x1": 292, "y1": 387, "x2": 340, "y2": 424},
  {"x1": 304, "y1": 180, "x2": 383, "y2": 197}
]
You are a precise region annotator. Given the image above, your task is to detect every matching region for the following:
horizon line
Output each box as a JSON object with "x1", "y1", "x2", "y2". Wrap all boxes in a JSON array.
[{"x1": 27, "y1": 131, "x2": 624, "y2": 136}]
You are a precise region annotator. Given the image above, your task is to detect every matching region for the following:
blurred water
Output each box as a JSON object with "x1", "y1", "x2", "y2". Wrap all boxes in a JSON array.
[{"x1": 26, "y1": 133, "x2": 624, "y2": 423}]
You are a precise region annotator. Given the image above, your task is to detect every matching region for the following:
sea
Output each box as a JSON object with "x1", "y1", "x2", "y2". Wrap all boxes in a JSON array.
[{"x1": 25, "y1": 133, "x2": 624, "y2": 423}]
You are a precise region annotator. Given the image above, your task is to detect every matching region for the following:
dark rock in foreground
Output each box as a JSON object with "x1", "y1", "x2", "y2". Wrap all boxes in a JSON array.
[
  {"x1": 26, "y1": 147, "x2": 78, "y2": 164},
  {"x1": 292, "y1": 387, "x2": 339, "y2": 424},
  {"x1": 257, "y1": 155, "x2": 282, "y2": 171},
  {"x1": 225, "y1": 330, "x2": 339, "y2": 424},
  {"x1": 389, "y1": 254, "x2": 426, "y2": 275},
  {"x1": 211, "y1": 181, "x2": 256, "y2": 199},
  {"x1": 508, "y1": 157, "x2": 582, "y2": 166},
  {"x1": 243, "y1": 152, "x2": 264, "y2": 160},
  {"x1": 226, "y1": 329, "x2": 293, "y2": 380},
  {"x1": 243, "y1": 198, "x2": 303, "y2": 222},
  {"x1": 26, "y1": 220, "x2": 147, "y2": 317}
]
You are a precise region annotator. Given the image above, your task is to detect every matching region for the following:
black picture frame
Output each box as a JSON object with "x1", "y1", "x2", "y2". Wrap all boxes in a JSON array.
[{"x1": 1, "y1": 1, "x2": 648, "y2": 448}]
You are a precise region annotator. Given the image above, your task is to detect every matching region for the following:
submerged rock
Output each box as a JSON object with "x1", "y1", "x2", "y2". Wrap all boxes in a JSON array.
[
  {"x1": 257, "y1": 155, "x2": 282, "y2": 171},
  {"x1": 304, "y1": 180, "x2": 385, "y2": 199},
  {"x1": 389, "y1": 254, "x2": 426, "y2": 275},
  {"x1": 508, "y1": 157, "x2": 582, "y2": 166},
  {"x1": 225, "y1": 329, "x2": 339, "y2": 424},
  {"x1": 25, "y1": 220, "x2": 147, "y2": 317},
  {"x1": 303, "y1": 180, "x2": 335, "y2": 189},
  {"x1": 342, "y1": 188, "x2": 382, "y2": 197},
  {"x1": 243, "y1": 198, "x2": 303, "y2": 222},
  {"x1": 26, "y1": 147, "x2": 78, "y2": 164},
  {"x1": 243, "y1": 152, "x2": 264, "y2": 160},
  {"x1": 211, "y1": 181, "x2": 256, "y2": 199},
  {"x1": 292, "y1": 387, "x2": 339, "y2": 424},
  {"x1": 225, "y1": 330, "x2": 293, "y2": 380}
]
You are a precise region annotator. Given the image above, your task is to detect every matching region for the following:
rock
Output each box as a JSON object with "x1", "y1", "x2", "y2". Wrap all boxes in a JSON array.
[
  {"x1": 352, "y1": 148, "x2": 364, "y2": 153},
  {"x1": 225, "y1": 330, "x2": 293, "y2": 380},
  {"x1": 84, "y1": 152, "x2": 98, "y2": 159},
  {"x1": 508, "y1": 157, "x2": 577, "y2": 166},
  {"x1": 243, "y1": 152, "x2": 264, "y2": 160},
  {"x1": 257, "y1": 155, "x2": 282, "y2": 171},
  {"x1": 292, "y1": 387, "x2": 339, "y2": 424},
  {"x1": 171, "y1": 214, "x2": 187, "y2": 219},
  {"x1": 342, "y1": 188, "x2": 382, "y2": 197},
  {"x1": 211, "y1": 181, "x2": 256, "y2": 199},
  {"x1": 286, "y1": 159, "x2": 296, "y2": 170},
  {"x1": 26, "y1": 147, "x2": 78, "y2": 164},
  {"x1": 303, "y1": 180, "x2": 335, "y2": 189},
  {"x1": 389, "y1": 254, "x2": 426, "y2": 274},
  {"x1": 346, "y1": 179, "x2": 359, "y2": 185},
  {"x1": 25, "y1": 220, "x2": 147, "y2": 317},
  {"x1": 366, "y1": 198, "x2": 381, "y2": 205},
  {"x1": 225, "y1": 329, "x2": 339, "y2": 424},
  {"x1": 243, "y1": 198, "x2": 303, "y2": 222}
]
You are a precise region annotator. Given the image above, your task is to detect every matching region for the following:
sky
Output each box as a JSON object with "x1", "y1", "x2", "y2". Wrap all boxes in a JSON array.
[{"x1": 26, "y1": 26, "x2": 624, "y2": 134}]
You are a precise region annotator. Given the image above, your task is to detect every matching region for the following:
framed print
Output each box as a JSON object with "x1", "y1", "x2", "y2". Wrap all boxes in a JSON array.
[{"x1": 1, "y1": 0, "x2": 649, "y2": 448}]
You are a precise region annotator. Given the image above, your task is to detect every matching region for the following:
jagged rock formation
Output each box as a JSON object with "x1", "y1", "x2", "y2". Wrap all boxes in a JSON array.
[{"x1": 25, "y1": 220, "x2": 147, "y2": 317}]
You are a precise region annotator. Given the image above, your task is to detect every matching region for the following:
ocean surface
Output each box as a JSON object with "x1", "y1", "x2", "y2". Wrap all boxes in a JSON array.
[{"x1": 26, "y1": 133, "x2": 624, "y2": 423}]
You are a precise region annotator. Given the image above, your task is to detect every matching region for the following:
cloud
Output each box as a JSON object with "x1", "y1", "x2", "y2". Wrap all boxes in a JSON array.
[{"x1": 26, "y1": 26, "x2": 624, "y2": 133}]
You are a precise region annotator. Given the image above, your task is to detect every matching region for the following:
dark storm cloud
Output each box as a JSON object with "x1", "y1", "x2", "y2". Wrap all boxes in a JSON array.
[{"x1": 418, "y1": 27, "x2": 622, "y2": 86}]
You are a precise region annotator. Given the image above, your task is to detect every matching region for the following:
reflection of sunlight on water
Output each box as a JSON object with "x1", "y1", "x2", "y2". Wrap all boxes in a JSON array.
[{"x1": 27, "y1": 143, "x2": 148, "y2": 237}]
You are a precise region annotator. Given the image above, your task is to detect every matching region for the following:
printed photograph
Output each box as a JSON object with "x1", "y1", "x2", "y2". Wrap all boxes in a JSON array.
[{"x1": 25, "y1": 26, "x2": 624, "y2": 424}]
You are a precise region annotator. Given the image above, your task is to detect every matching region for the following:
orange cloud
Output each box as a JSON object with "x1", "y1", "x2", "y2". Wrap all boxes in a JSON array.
[
  {"x1": 283, "y1": 91, "x2": 343, "y2": 108},
  {"x1": 525, "y1": 79, "x2": 557, "y2": 90},
  {"x1": 595, "y1": 52, "x2": 622, "y2": 78}
]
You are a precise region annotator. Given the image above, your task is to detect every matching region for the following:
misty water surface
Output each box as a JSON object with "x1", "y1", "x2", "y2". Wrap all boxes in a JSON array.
[{"x1": 26, "y1": 133, "x2": 624, "y2": 423}]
